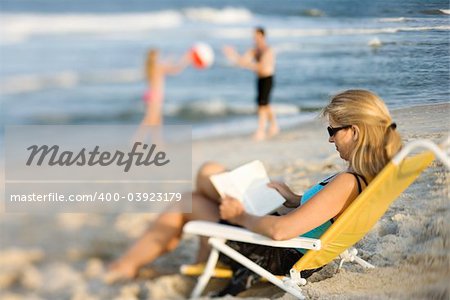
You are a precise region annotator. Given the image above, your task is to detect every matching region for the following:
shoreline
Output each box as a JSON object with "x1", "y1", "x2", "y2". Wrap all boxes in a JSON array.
[{"x1": 190, "y1": 101, "x2": 450, "y2": 143}]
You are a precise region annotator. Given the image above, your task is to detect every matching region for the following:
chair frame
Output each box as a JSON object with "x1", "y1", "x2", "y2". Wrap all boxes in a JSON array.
[{"x1": 183, "y1": 137, "x2": 450, "y2": 299}]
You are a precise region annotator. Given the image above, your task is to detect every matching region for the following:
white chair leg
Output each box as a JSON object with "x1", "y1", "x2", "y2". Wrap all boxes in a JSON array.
[
  {"x1": 190, "y1": 243, "x2": 220, "y2": 298},
  {"x1": 353, "y1": 255, "x2": 375, "y2": 269},
  {"x1": 209, "y1": 238, "x2": 306, "y2": 299},
  {"x1": 338, "y1": 248, "x2": 375, "y2": 271}
]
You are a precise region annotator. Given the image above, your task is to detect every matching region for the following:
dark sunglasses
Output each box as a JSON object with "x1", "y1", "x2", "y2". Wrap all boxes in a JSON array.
[{"x1": 327, "y1": 125, "x2": 351, "y2": 137}]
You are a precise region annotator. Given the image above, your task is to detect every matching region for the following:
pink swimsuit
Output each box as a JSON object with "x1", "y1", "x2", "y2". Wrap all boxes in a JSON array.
[{"x1": 143, "y1": 89, "x2": 163, "y2": 103}]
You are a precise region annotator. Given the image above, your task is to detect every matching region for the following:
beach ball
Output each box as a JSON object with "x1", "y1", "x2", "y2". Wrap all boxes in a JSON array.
[{"x1": 190, "y1": 43, "x2": 214, "y2": 69}]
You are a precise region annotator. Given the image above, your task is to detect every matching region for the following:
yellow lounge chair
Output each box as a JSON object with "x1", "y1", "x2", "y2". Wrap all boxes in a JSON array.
[{"x1": 182, "y1": 137, "x2": 450, "y2": 299}]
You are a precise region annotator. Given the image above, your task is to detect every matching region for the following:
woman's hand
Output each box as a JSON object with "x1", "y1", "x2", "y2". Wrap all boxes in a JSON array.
[
  {"x1": 180, "y1": 51, "x2": 192, "y2": 65},
  {"x1": 267, "y1": 181, "x2": 301, "y2": 208},
  {"x1": 219, "y1": 195, "x2": 245, "y2": 224}
]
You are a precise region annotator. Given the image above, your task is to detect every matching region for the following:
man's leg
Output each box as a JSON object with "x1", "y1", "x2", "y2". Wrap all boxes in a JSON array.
[
  {"x1": 267, "y1": 104, "x2": 279, "y2": 137},
  {"x1": 254, "y1": 105, "x2": 267, "y2": 140}
]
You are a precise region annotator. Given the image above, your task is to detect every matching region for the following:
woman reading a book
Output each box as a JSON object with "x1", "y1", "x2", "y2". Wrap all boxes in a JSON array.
[{"x1": 106, "y1": 89, "x2": 402, "y2": 295}]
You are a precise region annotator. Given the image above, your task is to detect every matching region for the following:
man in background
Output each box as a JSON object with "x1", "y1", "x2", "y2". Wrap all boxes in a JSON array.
[{"x1": 223, "y1": 27, "x2": 279, "y2": 140}]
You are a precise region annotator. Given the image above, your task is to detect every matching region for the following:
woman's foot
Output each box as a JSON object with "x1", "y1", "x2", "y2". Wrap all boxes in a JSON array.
[{"x1": 104, "y1": 259, "x2": 138, "y2": 284}]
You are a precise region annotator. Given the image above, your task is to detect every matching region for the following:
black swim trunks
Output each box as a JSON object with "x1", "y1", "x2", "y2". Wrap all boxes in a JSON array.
[{"x1": 256, "y1": 75, "x2": 274, "y2": 106}]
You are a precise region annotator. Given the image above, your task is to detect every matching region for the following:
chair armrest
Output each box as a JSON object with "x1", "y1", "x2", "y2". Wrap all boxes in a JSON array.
[{"x1": 183, "y1": 221, "x2": 321, "y2": 250}]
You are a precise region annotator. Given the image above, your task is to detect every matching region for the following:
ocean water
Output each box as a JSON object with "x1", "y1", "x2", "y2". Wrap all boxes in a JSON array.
[{"x1": 0, "y1": 0, "x2": 449, "y2": 139}]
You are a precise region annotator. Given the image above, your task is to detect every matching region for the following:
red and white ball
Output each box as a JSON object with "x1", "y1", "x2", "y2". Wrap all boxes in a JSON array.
[{"x1": 190, "y1": 42, "x2": 214, "y2": 69}]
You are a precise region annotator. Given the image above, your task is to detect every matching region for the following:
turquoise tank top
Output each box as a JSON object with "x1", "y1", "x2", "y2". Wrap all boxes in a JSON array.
[
  {"x1": 296, "y1": 172, "x2": 366, "y2": 253},
  {"x1": 297, "y1": 174, "x2": 336, "y2": 253}
]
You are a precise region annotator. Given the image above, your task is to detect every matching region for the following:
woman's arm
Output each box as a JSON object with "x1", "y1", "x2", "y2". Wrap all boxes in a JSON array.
[
  {"x1": 220, "y1": 173, "x2": 360, "y2": 240},
  {"x1": 161, "y1": 52, "x2": 191, "y2": 75}
]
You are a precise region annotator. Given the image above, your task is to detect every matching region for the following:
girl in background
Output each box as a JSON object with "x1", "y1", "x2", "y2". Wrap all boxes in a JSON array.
[{"x1": 142, "y1": 49, "x2": 189, "y2": 126}]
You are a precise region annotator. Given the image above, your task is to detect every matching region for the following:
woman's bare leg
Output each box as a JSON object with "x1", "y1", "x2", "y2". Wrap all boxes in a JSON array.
[
  {"x1": 143, "y1": 101, "x2": 162, "y2": 126},
  {"x1": 106, "y1": 211, "x2": 184, "y2": 282},
  {"x1": 134, "y1": 102, "x2": 161, "y2": 142},
  {"x1": 196, "y1": 162, "x2": 226, "y2": 202},
  {"x1": 185, "y1": 191, "x2": 222, "y2": 263},
  {"x1": 106, "y1": 162, "x2": 226, "y2": 281},
  {"x1": 193, "y1": 162, "x2": 226, "y2": 261},
  {"x1": 107, "y1": 191, "x2": 221, "y2": 280}
]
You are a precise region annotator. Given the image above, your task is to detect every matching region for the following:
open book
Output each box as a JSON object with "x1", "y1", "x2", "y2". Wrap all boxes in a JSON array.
[{"x1": 210, "y1": 160, "x2": 285, "y2": 216}]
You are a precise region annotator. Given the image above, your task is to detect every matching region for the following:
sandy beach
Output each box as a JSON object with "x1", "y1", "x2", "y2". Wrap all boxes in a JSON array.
[{"x1": 1, "y1": 103, "x2": 449, "y2": 300}]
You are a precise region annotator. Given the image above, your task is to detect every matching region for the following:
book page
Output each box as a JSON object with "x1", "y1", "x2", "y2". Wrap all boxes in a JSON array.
[
  {"x1": 228, "y1": 160, "x2": 268, "y2": 192},
  {"x1": 229, "y1": 161, "x2": 284, "y2": 215},
  {"x1": 209, "y1": 160, "x2": 285, "y2": 215},
  {"x1": 209, "y1": 172, "x2": 242, "y2": 200},
  {"x1": 243, "y1": 182, "x2": 285, "y2": 216}
]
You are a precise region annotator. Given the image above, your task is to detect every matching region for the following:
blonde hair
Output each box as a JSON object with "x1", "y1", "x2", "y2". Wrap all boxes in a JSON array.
[
  {"x1": 145, "y1": 49, "x2": 159, "y2": 80},
  {"x1": 321, "y1": 89, "x2": 402, "y2": 182}
]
